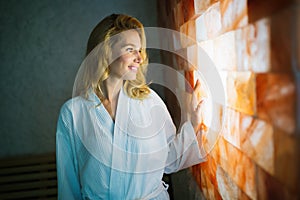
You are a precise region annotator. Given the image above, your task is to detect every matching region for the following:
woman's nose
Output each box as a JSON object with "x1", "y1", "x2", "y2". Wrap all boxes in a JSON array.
[{"x1": 134, "y1": 50, "x2": 142, "y2": 63}]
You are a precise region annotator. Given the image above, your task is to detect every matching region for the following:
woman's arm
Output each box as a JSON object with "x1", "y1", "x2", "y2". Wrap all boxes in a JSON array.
[
  {"x1": 162, "y1": 80, "x2": 206, "y2": 174},
  {"x1": 164, "y1": 121, "x2": 206, "y2": 174},
  {"x1": 56, "y1": 104, "x2": 82, "y2": 200}
]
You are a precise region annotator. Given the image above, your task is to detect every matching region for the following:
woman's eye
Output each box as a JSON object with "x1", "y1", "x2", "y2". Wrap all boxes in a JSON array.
[{"x1": 126, "y1": 48, "x2": 134, "y2": 53}]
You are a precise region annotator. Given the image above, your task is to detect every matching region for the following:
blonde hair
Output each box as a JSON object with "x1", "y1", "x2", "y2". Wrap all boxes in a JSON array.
[{"x1": 74, "y1": 14, "x2": 150, "y2": 100}]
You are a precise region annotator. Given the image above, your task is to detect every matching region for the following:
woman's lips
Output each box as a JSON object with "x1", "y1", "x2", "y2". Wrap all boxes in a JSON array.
[{"x1": 128, "y1": 66, "x2": 138, "y2": 72}]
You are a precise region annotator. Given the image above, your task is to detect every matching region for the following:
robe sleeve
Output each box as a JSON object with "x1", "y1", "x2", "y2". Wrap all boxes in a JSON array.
[
  {"x1": 164, "y1": 119, "x2": 205, "y2": 174},
  {"x1": 56, "y1": 103, "x2": 83, "y2": 200}
]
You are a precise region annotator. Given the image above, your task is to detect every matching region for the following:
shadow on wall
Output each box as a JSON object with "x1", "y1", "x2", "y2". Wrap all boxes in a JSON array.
[{"x1": 0, "y1": 0, "x2": 158, "y2": 158}]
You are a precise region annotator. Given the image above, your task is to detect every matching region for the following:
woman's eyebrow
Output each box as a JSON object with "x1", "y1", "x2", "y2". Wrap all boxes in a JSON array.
[{"x1": 121, "y1": 43, "x2": 141, "y2": 48}]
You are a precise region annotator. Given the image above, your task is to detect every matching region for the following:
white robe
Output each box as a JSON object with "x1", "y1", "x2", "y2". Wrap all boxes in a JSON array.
[{"x1": 56, "y1": 87, "x2": 205, "y2": 200}]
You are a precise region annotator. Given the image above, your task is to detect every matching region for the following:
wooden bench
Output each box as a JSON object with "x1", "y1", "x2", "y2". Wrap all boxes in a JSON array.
[
  {"x1": 0, "y1": 153, "x2": 57, "y2": 200},
  {"x1": 0, "y1": 153, "x2": 175, "y2": 199}
]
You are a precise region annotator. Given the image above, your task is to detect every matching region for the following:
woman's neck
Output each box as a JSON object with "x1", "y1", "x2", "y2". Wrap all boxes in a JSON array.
[{"x1": 104, "y1": 77, "x2": 122, "y2": 101}]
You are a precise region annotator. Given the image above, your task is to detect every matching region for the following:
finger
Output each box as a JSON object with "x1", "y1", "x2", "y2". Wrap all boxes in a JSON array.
[
  {"x1": 195, "y1": 98, "x2": 205, "y2": 111},
  {"x1": 194, "y1": 79, "x2": 200, "y2": 87},
  {"x1": 193, "y1": 79, "x2": 201, "y2": 92},
  {"x1": 194, "y1": 98, "x2": 204, "y2": 113},
  {"x1": 193, "y1": 81, "x2": 201, "y2": 102},
  {"x1": 199, "y1": 98, "x2": 205, "y2": 105},
  {"x1": 191, "y1": 80, "x2": 202, "y2": 107}
]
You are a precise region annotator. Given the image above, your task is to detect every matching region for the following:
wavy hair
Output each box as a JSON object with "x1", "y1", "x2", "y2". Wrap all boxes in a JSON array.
[{"x1": 74, "y1": 14, "x2": 150, "y2": 100}]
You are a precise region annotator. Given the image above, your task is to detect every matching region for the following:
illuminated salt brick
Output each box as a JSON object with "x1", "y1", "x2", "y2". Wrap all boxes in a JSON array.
[
  {"x1": 173, "y1": 1, "x2": 184, "y2": 31},
  {"x1": 220, "y1": 0, "x2": 248, "y2": 31},
  {"x1": 211, "y1": 137, "x2": 257, "y2": 200},
  {"x1": 235, "y1": 19, "x2": 270, "y2": 72},
  {"x1": 200, "y1": 156, "x2": 250, "y2": 199},
  {"x1": 176, "y1": 69, "x2": 188, "y2": 92},
  {"x1": 192, "y1": 68, "x2": 227, "y2": 133},
  {"x1": 186, "y1": 44, "x2": 198, "y2": 70},
  {"x1": 202, "y1": 128, "x2": 222, "y2": 158},
  {"x1": 205, "y1": 3, "x2": 223, "y2": 39},
  {"x1": 194, "y1": 0, "x2": 220, "y2": 15},
  {"x1": 175, "y1": 48, "x2": 189, "y2": 70},
  {"x1": 180, "y1": 19, "x2": 197, "y2": 48},
  {"x1": 217, "y1": 70, "x2": 228, "y2": 104},
  {"x1": 239, "y1": 114, "x2": 274, "y2": 175},
  {"x1": 216, "y1": 166, "x2": 251, "y2": 200},
  {"x1": 236, "y1": 12, "x2": 295, "y2": 72},
  {"x1": 222, "y1": 108, "x2": 241, "y2": 148},
  {"x1": 234, "y1": 28, "x2": 251, "y2": 71},
  {"x1": 209, "y1": 103, "x2": 224, "y2": 133},
  {"x1": 199, "y1": 39, "x2": 214, "y2": 62},
  {"x1": 198, "y1": 40, "x2": 224, "y2": 94},
  {"x1": 172, "y1": 32, "x2": 182, "y2": 51},
  {"x1": 194, "y1": 68, "x2": 227, "y2": 107},
  {"x1": 204, "y1": 70, "x2": 229, "y2": 107},
  {"x1": 256, "y1": 73, "x2": 296, "y2": 134},
  {"x1": 200, "y1": 167, "x2": 222, "y2": 200},
  {"x1": 196, "y1": 2, "x2": 222, "y2": 42},
  {"x1": 226, "y1": 72, "x2": 255, "y2": 115},
  {"x1": 201, "y1": 18, "x2": 271, "y2": 72},
  {"x1": 247, "y1": 0, "x2": 294, "y2": 23},
  {"x1": 191, "y1": 164, "x2": 202, "y2": 188},
  {"x1": 214, "y1": 31, "x2": 237, "y2": 71},
  {"x1": 223, "y1": 107, "x2": 275, "y2": 175},
  {"x1": 273, "y1": 128, "x2": 300, "y2": 192},
  {"x1": 200, "y1": 155, "x2": 218, "y2": 189},
  {"x1": 183, "y1": 0, "x2": 194, "y2": 22},
  {"x1": 192, "y1": 69, "x2": 226, "y2": 135},
  {"x1": 184, "y1": 70, "x2": 194, "y2": 93},
  {"x1": 195, "y1": 13, "x2": 208, "y2": 42},
  {"x1": 257, "y1": 164, "x2": 299, "y2": 199},
  {"x1": 244, "y1": 6, "x2": 297, "y2": 72},
  {"x1": 182, "y1": 0, "x2": 200, "y2": 22}
]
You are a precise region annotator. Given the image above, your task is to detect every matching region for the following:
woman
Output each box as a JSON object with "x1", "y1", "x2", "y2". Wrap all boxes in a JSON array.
[{"x1": 56, "y1": 14, "x2": 205, "y2": 200}]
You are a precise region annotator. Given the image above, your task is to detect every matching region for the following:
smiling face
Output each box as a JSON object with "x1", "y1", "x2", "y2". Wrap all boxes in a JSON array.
[{"x1": 108, "y1": 30, "x2": 143, "y2": 81}]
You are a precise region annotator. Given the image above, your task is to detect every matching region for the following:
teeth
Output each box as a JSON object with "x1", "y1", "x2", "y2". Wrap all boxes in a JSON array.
[{"x1": 129, "y1": 66, "x2": 138, "y2": 71}]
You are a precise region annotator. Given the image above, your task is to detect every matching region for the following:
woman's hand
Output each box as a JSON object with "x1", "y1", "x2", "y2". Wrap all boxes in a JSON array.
[{"x1": 190, "y1": 79, "x2": 205, "y2": 133}]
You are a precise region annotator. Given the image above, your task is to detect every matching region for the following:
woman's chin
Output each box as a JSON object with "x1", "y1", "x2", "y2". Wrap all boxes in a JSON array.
[{"x1": 124, "y1": 74, "x2": 137, "y2": 81}]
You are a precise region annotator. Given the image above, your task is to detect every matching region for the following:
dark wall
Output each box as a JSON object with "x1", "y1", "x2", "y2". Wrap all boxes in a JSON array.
[{"x1": 0, "y1": 0, "x2": 158, "y2": 157}]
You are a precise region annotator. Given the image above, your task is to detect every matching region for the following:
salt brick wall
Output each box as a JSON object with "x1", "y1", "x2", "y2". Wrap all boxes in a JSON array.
[{"x1": 157, "y1": 0, "x2": 300, "y2": 199}]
